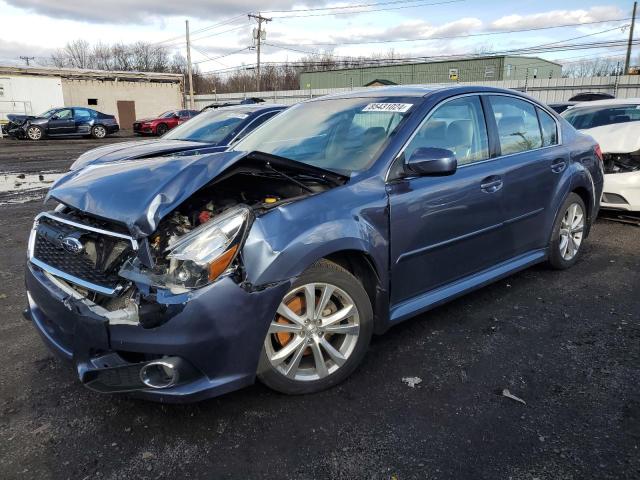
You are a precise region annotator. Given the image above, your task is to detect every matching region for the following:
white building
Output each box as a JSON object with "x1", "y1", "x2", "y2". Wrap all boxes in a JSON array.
[{"x1": 0, "y1": 65, "x2": 185, "y2": 129}]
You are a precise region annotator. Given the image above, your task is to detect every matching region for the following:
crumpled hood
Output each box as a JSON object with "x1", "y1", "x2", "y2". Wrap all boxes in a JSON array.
[
  {"x1": 70, "y1": 139, "x2": 220, "y2": 170},
  {"x1": 7, "y1": 114, "x2": 36, "y2": 124},
  {"x1": 582, "y1": 121, "x2": 640, "y2": 153},
  {"x1": 48, "y1": 150, "x2": 246, "y2": 238}
]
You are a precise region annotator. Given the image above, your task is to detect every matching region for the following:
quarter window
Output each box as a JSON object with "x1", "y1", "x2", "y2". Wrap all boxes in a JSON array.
[
  {"x1": 488, "y1": 96, "x2": 542, "y2": 155},
  {"x1": 404, "y1": 96, "x2": 489, "y2": 166},
  {"x1": 537, "y1": 108, "x2": 558, "y2": 146}
]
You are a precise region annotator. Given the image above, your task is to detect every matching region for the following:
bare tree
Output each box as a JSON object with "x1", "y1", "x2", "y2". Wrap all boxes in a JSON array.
[{"x1": 562, "y1": 57, "x2": 624, "y2": 78}]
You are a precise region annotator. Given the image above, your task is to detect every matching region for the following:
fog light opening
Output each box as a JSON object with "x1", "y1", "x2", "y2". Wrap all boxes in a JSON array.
[{"x1": 140, "y1": 361, "x2": 179, "y2": 389}]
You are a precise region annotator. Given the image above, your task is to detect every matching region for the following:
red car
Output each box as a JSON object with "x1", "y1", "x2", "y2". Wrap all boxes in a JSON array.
[{"x1": 133, "y1": 109, "x2": 199, "y2": 136}]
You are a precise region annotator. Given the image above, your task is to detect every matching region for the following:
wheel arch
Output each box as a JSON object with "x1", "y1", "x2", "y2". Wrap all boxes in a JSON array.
[{"x1": 155, "y1": 122, "x2": 168, "y2": 135}]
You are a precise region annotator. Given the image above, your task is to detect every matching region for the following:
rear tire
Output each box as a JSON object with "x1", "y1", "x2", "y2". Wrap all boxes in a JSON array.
[
  {"x1": 258, "y1": 259, "x2": 373, "y2": 395},
  {"x1": 26, "y1": 125, "x2": 44, "y2": 141},
  {"x1": 156, "y1": 123, "x2": 168, "y2": 136},
  {"x1": 548, "y1": 193, "x2": 587, "y2": 270},
  {"x1": 91, "y1": 125, "x2": 107, "y2": 139}
]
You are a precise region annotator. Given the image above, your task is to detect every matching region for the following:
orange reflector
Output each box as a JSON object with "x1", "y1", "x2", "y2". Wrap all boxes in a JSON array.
[{"x1": 208, "y1": 245, "x2": 239, "y2": 281}]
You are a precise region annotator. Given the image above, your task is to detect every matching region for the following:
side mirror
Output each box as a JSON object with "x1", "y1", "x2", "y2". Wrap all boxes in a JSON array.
[
  {"x1": 406, "y1": 147, "x2": 457, "y2": 176},
  {"x1": 173, "y1": 113, "x2": 180, "y2": 119},
  {"x1": 50, "y1": 115, "x2": 59, "y2": 120}
]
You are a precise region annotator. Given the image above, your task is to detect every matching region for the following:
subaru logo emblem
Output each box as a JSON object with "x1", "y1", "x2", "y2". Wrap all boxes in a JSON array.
[{"x1": 61, "y1": 237, "x2": 83, "y2": 255}]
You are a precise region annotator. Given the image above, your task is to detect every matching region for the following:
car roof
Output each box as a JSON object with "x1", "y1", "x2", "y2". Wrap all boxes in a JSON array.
[
  {"x1": 308, "y1": 85, "x2": 538, "y2": 101},
  {"x1": 204, "y1": 104, "x2": 286, "y2": 113},
  {"x1": 567, "y1": 98, "x2": 640, "y2": 109}
]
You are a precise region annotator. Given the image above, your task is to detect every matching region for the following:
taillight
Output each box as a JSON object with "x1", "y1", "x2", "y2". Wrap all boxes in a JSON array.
[{"x1": 594, "y1": 144, "x2": 604, "y2": 163}]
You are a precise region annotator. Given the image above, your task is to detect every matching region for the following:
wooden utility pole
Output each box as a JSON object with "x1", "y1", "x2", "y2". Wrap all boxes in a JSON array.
[
  {"x1": 249, "y1": 13, "x2": 271, "y2": 92},
  {"x1": 19, "y1": 56, "x2": 35, "y2": 66},
  {"x1": 625, "y1": 1, "x2": 637, "y2": 74},
  {"x1": 185, "y1": 20, "x2": 195, "y2": 109}
]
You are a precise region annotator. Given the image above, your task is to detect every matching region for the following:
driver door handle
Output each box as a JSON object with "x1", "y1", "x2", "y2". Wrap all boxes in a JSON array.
[{"x1": 480, "y1": 176, "x2": 503, "y2": 193}]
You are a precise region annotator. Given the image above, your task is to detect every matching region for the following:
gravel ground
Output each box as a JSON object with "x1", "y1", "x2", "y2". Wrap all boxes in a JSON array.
[{"x1": 0, "y1": 138, "x2": 638, "y2": 480}]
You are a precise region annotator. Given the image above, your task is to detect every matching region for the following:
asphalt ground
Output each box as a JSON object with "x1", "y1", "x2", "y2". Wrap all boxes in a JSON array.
[{"x1": 0, "y1": 136, "x2": 638, "y2": 480}]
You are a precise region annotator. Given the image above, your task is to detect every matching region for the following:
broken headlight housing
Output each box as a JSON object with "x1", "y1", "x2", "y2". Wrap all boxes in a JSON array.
[
  {"x1": 121, "y1": 206, "x2": 252, "y2": 292},
  {"x1": 163, "y1": 206, "x2": 252, "y2": 289}
]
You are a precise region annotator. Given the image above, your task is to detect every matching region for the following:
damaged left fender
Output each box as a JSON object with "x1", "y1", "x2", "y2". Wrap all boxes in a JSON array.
[{"x1": 242, "y1": 175, "x2": 391, "y2": 326}]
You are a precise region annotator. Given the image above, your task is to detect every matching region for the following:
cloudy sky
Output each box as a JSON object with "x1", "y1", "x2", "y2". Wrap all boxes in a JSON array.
[{"x1": 0, "y1": 0, "x2": 634, "y2": 74}]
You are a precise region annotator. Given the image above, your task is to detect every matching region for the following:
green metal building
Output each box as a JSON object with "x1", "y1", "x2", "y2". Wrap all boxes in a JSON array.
[{"x1": 299, "y1": 56, "x2": 562, "y2": 89}]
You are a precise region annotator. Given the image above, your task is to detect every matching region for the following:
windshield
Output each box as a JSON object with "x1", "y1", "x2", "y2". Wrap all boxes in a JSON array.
[
  {"x1": 39, "y1": 109, "x2": 57, "y2": 118},
  {"x1": 159, "y1": 111, "x2": 176, "y2": 118},
  {"x1": 162, "y1": 108, "x2": 248, "y2": 144},
  {"x1": 232, "y1": 97, "x2": 415, "y2": 174},
  {"x1": 563, "y1": 104, "x2": 640, "y2": 129}
]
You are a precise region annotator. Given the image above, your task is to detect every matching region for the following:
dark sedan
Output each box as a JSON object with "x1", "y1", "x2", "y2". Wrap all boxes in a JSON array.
[
  {"x1": 26, "y1": 86, "x2": 603, "y2": 402},
  {"x1": 6, "y1": 107, "x2": 119, "y2": 140},
  {"x1": 70, "y1": 104, "x2": 286, "y2": 170}
]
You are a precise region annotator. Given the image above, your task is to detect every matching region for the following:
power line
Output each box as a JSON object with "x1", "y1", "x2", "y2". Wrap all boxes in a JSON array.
[
  {"x1": 151, "y1": 14, "x2": 248, "y2": 46},
  {"x1": 191, "y1": 45, "x2": 251, "y2": 66},
  {"x1": 269, "y1": 18, "x2": 631, "y2": 47},
  {"x1": 264, "y1": 0, "x2": 462, "y2": 14},
  {"x1": 272, "y1": 0, "x2": 464, "y2": 19},
  {"x1": 201, "y1": 38, "x2": 639, "y2": 75}
]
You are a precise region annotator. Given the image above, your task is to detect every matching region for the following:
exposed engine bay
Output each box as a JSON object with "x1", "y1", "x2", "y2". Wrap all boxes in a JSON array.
[
  {"x1": 148, "y1": 166, "x2": 332, "y2": 262},
  {"x1": 602, "y1": 152, "x2": 640, "y2": 174}
]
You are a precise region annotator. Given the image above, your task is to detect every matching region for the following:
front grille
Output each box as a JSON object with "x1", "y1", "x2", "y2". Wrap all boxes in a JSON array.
[{"x1": 30, "y1": 213, "x2": 136, "y2": 295}]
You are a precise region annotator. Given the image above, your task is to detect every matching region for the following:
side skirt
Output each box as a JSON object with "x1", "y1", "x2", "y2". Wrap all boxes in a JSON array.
[{"x1": 389, "y1": 249, "x2": 547, "y2": 325}]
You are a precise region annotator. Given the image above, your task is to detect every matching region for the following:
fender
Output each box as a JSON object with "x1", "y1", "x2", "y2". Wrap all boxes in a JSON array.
[{"x1": 241, "y1": 176, "x2": 390, "y2": 293}]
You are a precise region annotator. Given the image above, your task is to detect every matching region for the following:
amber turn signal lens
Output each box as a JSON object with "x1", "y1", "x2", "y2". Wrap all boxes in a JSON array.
[{"x1": 207, "y1": 245, "x2": 239, "y2": 281}]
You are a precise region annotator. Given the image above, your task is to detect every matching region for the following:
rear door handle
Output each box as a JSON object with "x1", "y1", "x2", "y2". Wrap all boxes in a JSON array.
[
  {"x1": 480, "y1": 176, "x2": 503, "y2": 193},
  {"x1": 551, "y1": 158, "x2": 567, "y2": 173}
]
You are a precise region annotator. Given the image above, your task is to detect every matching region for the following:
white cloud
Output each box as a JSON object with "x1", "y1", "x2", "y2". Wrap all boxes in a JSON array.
[
  {"x1": 490, "y1": 6, "x2": 625, "y2": 31},
  {"x1": 4, "y1": 0, "x2": 331, "y2": 24}
]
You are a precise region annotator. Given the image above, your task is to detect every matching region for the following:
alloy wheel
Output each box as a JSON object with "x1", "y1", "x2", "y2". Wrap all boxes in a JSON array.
[
  {"x1": 27, "y1": 126, "x2": 42, "y2": 140},
  {"x1": 93, "y1": 125, "x2": 106, "y2": 138},
  {"x1": 559, "y1": 202, "x2": 584, "y2": 261},
  {"x1": 264, "y1": 283, "x2": 360, "y2": 382}
]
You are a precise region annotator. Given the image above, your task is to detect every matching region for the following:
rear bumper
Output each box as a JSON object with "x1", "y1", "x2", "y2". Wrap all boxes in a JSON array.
[
  {"x1": 601, "y1": 171, "x2": 640, "y2": 211},
  {"x1": 25, "y1": 261, "x2": 290, "y2": 403}
]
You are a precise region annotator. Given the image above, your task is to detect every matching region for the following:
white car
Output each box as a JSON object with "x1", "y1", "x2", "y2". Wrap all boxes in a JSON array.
[{"x1": 563, "y1": 99, "x2": 640, "y2": 211}]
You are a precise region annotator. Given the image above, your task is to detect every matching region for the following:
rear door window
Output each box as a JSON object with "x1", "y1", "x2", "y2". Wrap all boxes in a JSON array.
[
  {"x1": 488, "y1": 96, "x2": 543, "y2": 155},
  {"x1": 74, "y1": 108, "x2": 92, "y2": 121}
]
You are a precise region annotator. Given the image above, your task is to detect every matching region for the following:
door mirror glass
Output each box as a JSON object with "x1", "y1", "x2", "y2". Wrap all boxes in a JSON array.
[{"x1": 406, "y1": 147, "x2": 457, "y2": 176}]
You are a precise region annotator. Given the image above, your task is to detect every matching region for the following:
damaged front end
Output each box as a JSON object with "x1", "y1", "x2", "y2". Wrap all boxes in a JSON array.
[
  {"x1": 4, "y1": 115, "x2": 33, "y2": 138},
  {"x1": 602, "y1": 152, "x2": 640, "y2": 174},
  {"x1": 26, "y1": 151, "x2": 346, "y2": 400}
]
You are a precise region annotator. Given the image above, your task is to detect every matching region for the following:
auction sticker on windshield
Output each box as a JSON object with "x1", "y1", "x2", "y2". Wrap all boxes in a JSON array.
[{"x1": 362, "y1": 103, "x2": 413, "y2": 113}]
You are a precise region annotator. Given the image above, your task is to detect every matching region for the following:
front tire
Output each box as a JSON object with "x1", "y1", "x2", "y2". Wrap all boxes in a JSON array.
[
  {"x1": 156, "y1": 123, "x2": 169, "y2": 136},
  {"x1": 548, "y1": 193, "x2": 587, "y2": 270},
  {"x1": 258, "y1": 260, "x2": 373, "y2": 395},
  {"x1": 91, "y1": 125, "x2": 107, "y2": 139},
  {"x1": 26, "y1": 125, "x2": 44, "y2": 141}
]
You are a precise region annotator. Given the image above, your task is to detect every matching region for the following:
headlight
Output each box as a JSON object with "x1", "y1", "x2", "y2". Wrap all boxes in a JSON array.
[
  {"x1": 165, "y1": 206, "x2": 251, "y2": 288},
  {"x1": 121, "y1": 206, "x2": 252, "y2": 291}
]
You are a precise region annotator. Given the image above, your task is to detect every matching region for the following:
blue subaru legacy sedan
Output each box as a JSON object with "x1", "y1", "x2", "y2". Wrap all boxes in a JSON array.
[{"x1": 25, "y1": 86, "x2": 603, "y2": 402}]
